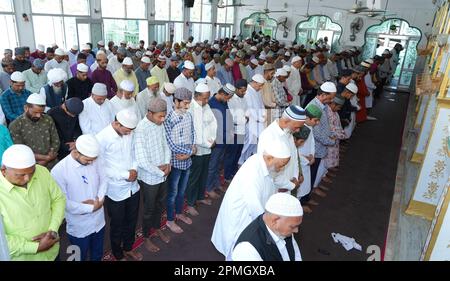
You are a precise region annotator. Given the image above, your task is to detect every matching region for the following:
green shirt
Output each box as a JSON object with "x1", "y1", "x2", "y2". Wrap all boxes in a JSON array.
[
  {"x1": 0, "y1": 165, "x2": 66, "y2": 261},
  {"x1": 9, "y1": 114, "x2": 61, "y2": 169},
  {"x1": 22, "y1": 68, "x2": 48, "y2": 94}
]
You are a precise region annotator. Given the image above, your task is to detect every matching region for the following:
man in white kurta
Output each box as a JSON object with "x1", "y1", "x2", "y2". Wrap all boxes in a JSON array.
[
  {"x1": 286, "y1": 56, "x2": 303, "y2": 107},
  {"x1": 211, "y1": 140, "x2": 291, "y2": 260},
  {"x1": 44, "y1": 48, "x2": 72, "y2": 79},
  {"x1": 79, "y1": 83, "x2": 115, "y2": 135},
  {"x1": 110, "y1": 80, "x2": 138, "y2": 115},
  {"x1": 238, "y1": 74, "x2": 267, "y2": 165},
  {"x1": 50, "y1": 134, "x2": 107, "y2": 261},
  {"x1": 196, "y1": 62, "x2": 222, "y2": 97},
  {"x1": 257, "y1": 105, "x2": 307, "y2": 193},
  {"x1": 174, "y1": 61, "x2": 196, "y2": 93},
  {"x1": 159, "y1": 82, "x2": 176, "y2": 114},
  {"x1": 150, "y1": 55, "x2": 170, "y2": 92}
]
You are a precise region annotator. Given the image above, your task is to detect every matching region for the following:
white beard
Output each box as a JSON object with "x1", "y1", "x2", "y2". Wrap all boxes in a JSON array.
[
  {"x1": 118, "y1": 97, "x2": 135, "y2": 109},
  {"x1": 52, "y1": 86, "x2": 62, "y2": 95}
]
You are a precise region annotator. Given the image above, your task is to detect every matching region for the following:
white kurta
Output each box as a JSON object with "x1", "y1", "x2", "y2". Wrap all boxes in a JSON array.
[
  {"x1": 257, "y1": 120, "x2": 297, "y2": 191},
  {"x1": 205, "y1": 75, "x2": 222, "y2": 96},
  {"x1": 109, "y1": 95, "x2": 138, "y2": 116},
  {"x1": 188, "y1": 99, "x2": 217, "y2": 156},
  {"x1": 150, "y1": 65, "x2": 170, "y2": 92},
  {"x1": 298, "y1": 124, "x2": 315, "y2": 198},
  {"x1": 364, "y1": 73, "x2": 376, "y2": 109},
  {"x1": 286, "y1": 66, "x2": 302, "y2": 106},
  {"x1": 211, "y1": 154, "x2": 277, "y2": 260},
  {"x1": 107, "y1": 56, "x2": 123, "y2": 75},
  {"x1": 44, "y1": 59, "x2": 72, "y2": 79},
  {"x1": 160, "y1": 91, "x2": 174, "y2": 114},
  {"x1": 228, "y1": 94, "x2": 248, "y2": 136},
  {"x1": 79, "y1": 97, "x2": 115, "y2": 135},
  {"x1": 136, "y1": 88, "x2": 158, "y2": 120},
  {"x1": 174, "y1": 72, "x2": 195, "y2": 93}
]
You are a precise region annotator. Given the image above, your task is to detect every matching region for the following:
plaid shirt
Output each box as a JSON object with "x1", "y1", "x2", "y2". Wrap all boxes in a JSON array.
[
  {"x1": 163, "y1": 110, "x2": 195, "y2": 170},
  {"x1": 0, "y1": 88, "x2": 32, "y2": 122},
  {"x1": 134, "y1": 118, "x2": 171, "y2": 185}
]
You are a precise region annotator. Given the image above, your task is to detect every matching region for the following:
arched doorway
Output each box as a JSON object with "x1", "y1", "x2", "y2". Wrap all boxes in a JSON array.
[
  {"x1": 239, "y1": 13, "x2": 278, "y2": 40},
  {"x1": 295, "y1": 15, "x2": 342, "y2": 53},
  {"x1": 362, "y1": 18, "x2": 422, "y2": 91}
]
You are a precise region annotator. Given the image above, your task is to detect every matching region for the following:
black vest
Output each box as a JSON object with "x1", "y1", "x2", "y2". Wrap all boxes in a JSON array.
[
  {"x1": 44, "y1": 84, "x2": 67, "y2": 109},
  {"x1": 234, "y1": 214, "x2": 295, "y2": 261}
]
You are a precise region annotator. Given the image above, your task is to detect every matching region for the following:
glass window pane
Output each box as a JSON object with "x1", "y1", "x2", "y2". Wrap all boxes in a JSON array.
[
  {"x1": 64, "y1": 17, "x2": 77, "y2": 50},
  {"x1": 217, "y1": 7, "x2": 226, "y2": 23},
  {"x1": 31, "y1": 0, "x2": 62, "y2": 14},
  {"x1": 171, "y1": 0, "x2": 183, "y2": 21},
  {"x1": 33, "y1": 16, "x2": 65, "y2": 49},
  {"x1": 0, "y1": 15, "x2": 18, "y2": 54},
  {"x1": 155, "y1": 0, "x2": 169, "y2": 21},
  {"x1": 226, "y1": 7, "x2": 234, "y2": 24},
  {"x1": 104, "y1": 19, "x2": 143, "y2": 45},
  {"x1": 126, "y1": 0, "x2": 146, "y2": 19},
  {"x1": 200, "y1": 24, "x2": 211, "y2": 42},
  {"x1": 138, "y1": 20, "x2": 148, "y2": 45},
  {"x1": 101, "y1": 0, "x2": 125, "y2": 18},
  {"x1": 62, "y1": 0, "x2": 89, "y2": 15},
  {"x1": 77, "y1": 23, "x2": 91, "y2": 49},
  {"x1": 192, "y1": 24, "x2": 200, "y2": 43},
  {"x1": 190, "y1": 0, "x2": 201, "y2": 22},
  {"x1": 173, "y1": 22, "x2": 183, "y2": 43},
  {"x1": 201, "y1": 0, "x2": 211, "y2": 22},
  {"x1": 0, "y1": 0, "x2": 13, "y2": 12}
]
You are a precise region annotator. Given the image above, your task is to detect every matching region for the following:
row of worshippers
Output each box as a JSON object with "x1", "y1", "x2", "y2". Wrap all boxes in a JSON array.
[{"x1": 0, "y1": 73, "x2": 256, "y2": 261}]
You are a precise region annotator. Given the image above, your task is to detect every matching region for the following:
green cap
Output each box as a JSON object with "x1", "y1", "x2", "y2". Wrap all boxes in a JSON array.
[
  {"x1": 293, "y1": 126, "x2": 311, "y2": 140},
  {"x1": 306, "y1": 104, "x2": 322, "y2": 119}
]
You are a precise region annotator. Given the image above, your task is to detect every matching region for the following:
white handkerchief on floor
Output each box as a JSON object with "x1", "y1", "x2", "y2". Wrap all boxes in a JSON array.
[{"x1": 331, "y1": 233, "x2": 362, "y2": 252}]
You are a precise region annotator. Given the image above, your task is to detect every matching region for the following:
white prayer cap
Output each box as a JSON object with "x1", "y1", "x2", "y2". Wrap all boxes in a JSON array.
[
  {"x1": 250, "y1": 46, "x2": 257, "y2": 51},
  {"x1": 195, "y1": 83, "x2": 210, "y2": 93},
  {"x1": 345, "y1": 82, "x2": 358, "y2": 94},
  {"x1": 141, "y1": 56, "x2": 151, "y2": 64},
  {"x1": 382, "y1": 49, "x2": 390, "y2": 55},
  {"x1": 184, "y1": 60, "x2": 195, "y2": 70},
  {"x1": 145, "y1": 51, "x2": 153, "y2": 56},
  {"x1": 205, "y1": 61, "x2": 215, "y2": 71},
  {"x1": 2, "y1": 144, "x2": 36, "y2": 169},
  {"x1": 231, "y1": 48, "x2": 237, "y2": 53},
  {"x1": 275, "y1": 68, "x2": 288, "y2": 77},
  {"x1": 37, "y1": 44, "x2": 45, "y2": 52},
  {"x1": 283, "y1": 65, "x2": 291, "y2": 73},
  {"x1": 10, "y1": 71, "x2": 25, "y2": 82},
  {"x1": 71, "y1": 45, "x2": 79, "y2": 51},
  {"x1": 81, "y1": 44, "x2": 91, "y2": 51},
  {"x1": 51, "y1": 43, "x2": 58, "y2": 48},
  {"x1": 97, "y1": 40, "x2": 105, "y2": 46},
  {"x1": 120, "y1": 80, "x2": 135, "y2": 92},
  {"x1": 250, "y1": 58, "x2": 258, "y2": 65},
  {"x1": 225, "y1": 58, "x2": 234, "y2": 67},
  {"x1": 258, "y1": 54, "x2": 266, "y2": 60},
  {"x1": 76, "y1": 134, "x2": 100, "y2": 158},
  {"x1": 157, "y1": 54, "x2": 166, "y2": 62},
  {"x1": 312, "y1": 56, "x2": 320, "y2": 64},
  {"x1": 116, "y1": 109, "x2": 139, "y2": 129},
  {"x1": 77, "y1": 63, "x2": 89, "y2": 73},
  {"x1": 122, "y1": 57, "x2": 133, "y2": 66},
  {"x1": 55, "y1": 48, "x2": 65, "y2": 56},
  {"x1": 120, "y1": 40, "x2": 127, "y2": 44},
  {"x1": 284, "y1": 105, "x2": 306, "y2": 121},
  {"x1": 47, "y1": 68, "x2": 67, "y2": 84},
  {"x1": 164, "y1": 82, "x2": 176, "y2": 94},
  {"x1": 92, "y1": 83, "x2": 107, "y2": 96},
  {"x1": 127, "y1": 43, "x2": 136, "y2": 49},
  {"x1": 186, "y1": 42, "x2": 193, "y2": 48},
  {"x1": 213, "y1": 44, "x2": 220, "y2": 50},
  {"x1": 96, "y1": 50, "x2": 106, "y2": 56},
  {"x1": 265, "y1": 193, "x2": 303, "y2": 217},
  {"x1": 252, "y1": 74, "x2": 266, "y2": 84},
  {"x1": 365, "y1": 58, "x2": 374, "y2": 64},
  {"x1": 284, "y1": 51, "x2": 291, "y2": 56},
  {"x1": 320, "y1": 81, "x2": 337, "y2": 93},
  {"x1": 291, "y1": 56, "x2": 302, "y2": 64},
  {"x1": 26, "y1": 93, "x2": 46, "y2": 106},
  {"x1": 263, "y1": 138, "x2": 291, "y2": 159}
]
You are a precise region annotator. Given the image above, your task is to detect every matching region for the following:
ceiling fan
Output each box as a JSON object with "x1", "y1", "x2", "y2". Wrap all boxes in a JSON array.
[
  {"x1": 294, "y1": 0, "x2": 312, "y2": 18},
  {"x1": 217, "y1": 0, "x2": 252, "y2": 8},
  {"x1": 247, "y1": 0, "x2": 287, "y2": 14},
  {"x1": 361, "y1": 0, "x2": 395, "y2": 18},
  {"x1": 322, "y1": 0, "x2": 386, "y2": 14}
]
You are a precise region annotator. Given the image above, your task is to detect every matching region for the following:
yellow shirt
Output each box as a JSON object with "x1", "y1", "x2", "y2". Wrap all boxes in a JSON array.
[
  {"x1": 0, "y1": 165, "x2": 66, "y2": 261},
  {"x1": 113, "y1": 68, "x2": 139, "y2": 96}
]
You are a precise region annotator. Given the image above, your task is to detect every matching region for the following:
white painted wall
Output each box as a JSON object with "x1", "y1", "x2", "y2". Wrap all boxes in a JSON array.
[{"x1": 234, "y1": 0, "x2": 437, "y2": 48}]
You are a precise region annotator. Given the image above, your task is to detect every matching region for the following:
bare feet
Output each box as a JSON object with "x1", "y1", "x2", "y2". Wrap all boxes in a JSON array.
[
  {"x1": 124, "y1": 249, "x2": 143, "y2": 261},
  {"x1": 313, "y1": 188, "x2": 327, "y2": 197},
  {"x1": 186, "y1": 206, "x2": 199, "y2": 216},
  {"x1": 327, "y1": 172, "x2": 337, "y2": 178},
  {"x1": 206, "y1": 190, "x2": 220, "y2": 199},
  {"x1": 302, "y1": 205, "x2": 313, "y2": 214},
  {"x1": 166, "y1": 221, "x2": 183, "y2": 233},
  {"x1": 144, "y1": 238, "x2": 160, "y2": 253},
  {"x1": 321, "y1": 176, "x2": 332, "y2": 184},
  {"x1": 176, "y1": 214, "x2": 192, "y2": 225},
  {"x1": 197, "y1": 199, "x2": 212, "y2": 206},
  {"x1": 155, "y1": 229, "x2": 170, "y2": 243},
  {"x1": 318, "y1": 184, "x2": 330, "y2": 191},
  {"x1": 308, "y1": 199, "x2": 319, "y2": 206}
]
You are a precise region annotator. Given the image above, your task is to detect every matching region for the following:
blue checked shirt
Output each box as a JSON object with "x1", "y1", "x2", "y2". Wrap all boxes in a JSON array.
[
  {"x1": 163, "y1": 110, "x2": 196, "y2": 170},
  {"x1": 0, "y1": 88, "x2": 32, "y2": 122}
]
